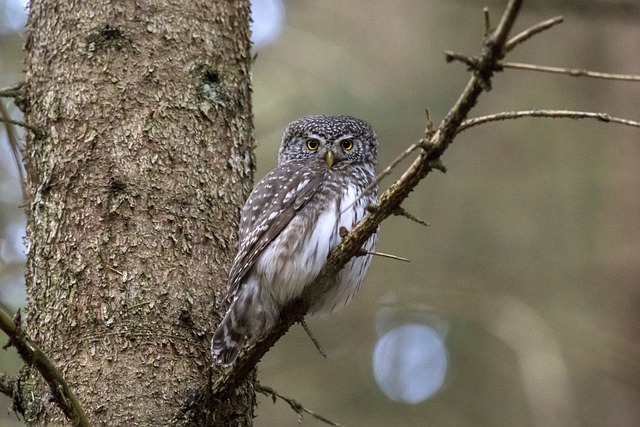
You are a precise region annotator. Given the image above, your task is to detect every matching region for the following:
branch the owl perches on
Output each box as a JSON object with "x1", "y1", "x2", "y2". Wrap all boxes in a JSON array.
[{"x1": 211, "y1": 0, "x2": 527, "y2": 399}]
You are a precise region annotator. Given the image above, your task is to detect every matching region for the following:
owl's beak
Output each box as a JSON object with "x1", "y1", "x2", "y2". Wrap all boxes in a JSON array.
[{"x1": 325, "y1": 150, "x2": 335, "y2": 168}]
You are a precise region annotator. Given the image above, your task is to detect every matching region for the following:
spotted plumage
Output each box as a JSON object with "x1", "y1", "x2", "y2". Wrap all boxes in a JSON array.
[{"x1": 211, "y1": 115, "x2": 378, "y2": 365}]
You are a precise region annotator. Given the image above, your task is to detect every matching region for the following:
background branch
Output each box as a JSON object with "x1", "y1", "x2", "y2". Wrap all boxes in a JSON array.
[
  {"x1": 212, "y1": 0, "x2": 525, "y2": 399},
  {"x1": 0, "y1": 101, "x2": 28, "y2": 202},
  {"x1": 499, "y1": 61, "x2": 640, "y2": 81},
  {"x1": 0, "y1": 308, "x2": 91, "y2": 427},
  {"x1": 459, "y1": 110, "x2": 640, "y2": 133},
  {"x1": 505, "y1": 16, "x2": 564, "y2": 52},
  {"x1": 256, "y1": 383, "x2": 343, "y2": 427}
]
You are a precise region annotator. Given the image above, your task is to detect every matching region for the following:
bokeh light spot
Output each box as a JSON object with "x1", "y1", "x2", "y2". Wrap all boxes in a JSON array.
[
  {"x1": 1, "y1": 0, "x2": 28, "y2": 33},
  {"x1": 251, "y1": 0, "x2": 284, "y2": 49},
  {"x1": 373, "y1": 323, "x2": 447, "y2": 404}
]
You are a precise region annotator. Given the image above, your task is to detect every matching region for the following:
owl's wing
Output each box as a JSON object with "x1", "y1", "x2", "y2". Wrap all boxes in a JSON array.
[{"x1": 225, "y1": 161, "x2": 325, "y2": 302}]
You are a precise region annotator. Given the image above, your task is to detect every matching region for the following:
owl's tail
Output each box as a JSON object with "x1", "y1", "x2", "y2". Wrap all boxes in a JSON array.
[{"x1": 211, "y1": 301, "x2": 249, "y2": 366}]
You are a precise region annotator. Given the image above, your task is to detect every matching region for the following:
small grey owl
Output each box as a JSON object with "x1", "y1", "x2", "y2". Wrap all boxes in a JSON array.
[{"x1": 211, "y1": 115, "x2": 378, "y2": 365}]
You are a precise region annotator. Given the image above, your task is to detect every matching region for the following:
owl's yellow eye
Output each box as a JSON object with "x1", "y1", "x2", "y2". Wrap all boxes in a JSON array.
[
  {"x1": 306, "y1": 139, "x2": 319, "y2": 150},
  {"x1": 341, "y1": 139, "x2": 354, "y2": 151}
]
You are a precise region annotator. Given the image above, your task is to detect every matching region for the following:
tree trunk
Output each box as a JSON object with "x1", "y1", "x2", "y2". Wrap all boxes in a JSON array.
[{"x1": 20, "y1": 0, "x2": 254, "y2": 424}]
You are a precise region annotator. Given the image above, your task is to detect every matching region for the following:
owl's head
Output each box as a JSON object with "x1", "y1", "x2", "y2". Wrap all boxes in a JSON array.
[{"x1": 277, "y1": 115, "x2": 377, "y2": 168}]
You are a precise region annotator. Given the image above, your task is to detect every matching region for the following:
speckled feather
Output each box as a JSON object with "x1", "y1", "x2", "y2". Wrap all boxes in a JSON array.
[
  {"x1": 225, "y1": 161, "x2": 325, "y2": 302},
  {"x1": 212, "y1": 115, "x2": 378, "y2": 365}
]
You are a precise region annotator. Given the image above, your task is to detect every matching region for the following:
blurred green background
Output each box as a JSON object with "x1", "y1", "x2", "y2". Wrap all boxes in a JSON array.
[{"x1": 1, "y1": 1, "x2": 639, "y2": 426}]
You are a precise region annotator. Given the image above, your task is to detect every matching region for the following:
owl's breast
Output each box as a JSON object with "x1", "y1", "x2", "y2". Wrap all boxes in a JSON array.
[{"x1": 254, "y1": 183, "x2": 373, "y2": 308}]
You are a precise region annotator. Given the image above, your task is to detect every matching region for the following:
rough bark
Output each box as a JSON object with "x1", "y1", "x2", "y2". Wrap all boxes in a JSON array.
[{"x1": 20, "y1": 0, "x2": 254, "y2": 425}]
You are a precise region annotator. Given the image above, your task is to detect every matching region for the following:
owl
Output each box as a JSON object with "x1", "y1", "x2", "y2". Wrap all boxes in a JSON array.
[{"x1": 211, "y1": 115, "x2": 378, "y2": 365}]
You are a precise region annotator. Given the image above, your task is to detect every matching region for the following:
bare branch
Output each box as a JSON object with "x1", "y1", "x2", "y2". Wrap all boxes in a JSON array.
[
  {"x1": 500, "y1": 61, "x2": 640, "y2": 81},
  {"x1": 424, "y1": 108, "x2": 435, "y2": 137},
  {"x1": 0, "y1": 101, "x2": 28, "y2": 202},
  {"x1": 445, "y1": 51, "x2": 478, "y2": 70},
  {"x1": 0, "y1": 82, "x2": 24, "y2": 98},
  {"x1": 256, "y1": 383, "x2": 344, "y2": 427},
  {"x1": 483, "y1": 7, "x2": 491, "y2": 39},
  {"x1": 364, "y1": 250, "x2": 410, "y2": 263},
  {"x1": 459, "y1": 110, "x2": 640, "y2": 133},
  {"x1": 0, "y1": 116, "x2": 45, "y2": 139},
  {"x1": 355, "y1": 109, "x2": 435, "y2": 207},
  {"x1": 300, "y1": 318, "x2": 327, "y2": 358},
  {"x1": 211, "y1": 0, "x2": 525, "y2": 400},
  {"x1": 394, "y1": 206, "x2": 430, "y2": 227},
  {"x1": 505, "y1": 16, "x2": 564, "y2": 52},
  {"x1": 357, "y1": 143, "x2": 420, "y2": 206},
  {"x1": 492, "y1": 0, "x2": 523, "y2": 47},
  {"x1": 0, "y1": 89, "x2": 21, "y2": 98},
  {"x1": 0, "y1": 308, "x2": 91, "y2": 427}
]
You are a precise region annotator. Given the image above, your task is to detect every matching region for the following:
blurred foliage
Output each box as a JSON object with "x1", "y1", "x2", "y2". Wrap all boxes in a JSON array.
[{"x1": 1, "y1": 1, "x2": 639, "y2": 426}]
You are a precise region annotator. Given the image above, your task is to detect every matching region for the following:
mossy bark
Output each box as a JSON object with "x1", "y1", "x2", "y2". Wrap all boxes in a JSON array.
[{"x1": 21, "y1": 0, "x2": 255, "y2": 424}]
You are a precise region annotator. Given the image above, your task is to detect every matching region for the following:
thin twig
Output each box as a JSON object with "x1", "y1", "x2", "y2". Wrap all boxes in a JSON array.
[
  {"x1": 0, "y1": 116, "x2": 45, "y2": 139},
  {"x1": 492, "y1": 0, "x2": 522, "y2": 47},
  {"x1": 505, "y1": 16, "x2": 564, "y2": 52},
  {"x1": 483, "y1": 7, "x2": 491, "y2": 39},
  {"x1": 0, "y1": 89, "x2": 21, "y2": 98},
  {"x1": 357, "y1": 143, "x2": 421, "y2": 208},
  {"x1": 445, "y1": 15, "x2": 564, "y2": 71},
  {"x1": 444, "y1": 51, "x2": 477, "y2": 69},
  {"x1": 500, "y1": 61, "x2": 640, "y2": 81},
  {"x1": 0, "y1": 82, "x2": 24, "y2": 98},
  {"x1": 0, "y1": 308, "x2": 91, "y2": 427},
  {"x1": 0, "y1": 101, "x2": 28, "y2": 201},
  {"x1": 0, "y1": 372, "x2": 15, "y2": 397},
  {"x1": 342, "y1": 142, "x2": 422, "y2": 215},
  {"x1": 300, "y1": 318, "x2": 326, "y2": 358},
  {"x1": 364, "y1": 250, "x2": 410, "y2": 263},
  {"x1": 256, "y1": 383, "x2": 344, "y2": 427},
  {"x1": 424, "y1": 109, "x2": 435, "y2": 138},
  {"x1": 458, "y1": 110, "x2": 640, "y2": 133},
  {"x1": 394, "y1": 206, "x2": 430, "y2": 227}
]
